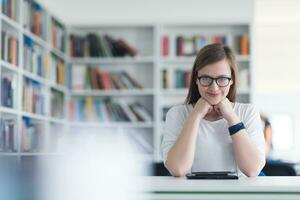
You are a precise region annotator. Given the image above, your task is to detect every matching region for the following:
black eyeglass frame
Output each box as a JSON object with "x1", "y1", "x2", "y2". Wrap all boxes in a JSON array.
[{"x1": 197, "y1": 75, "x2": 232, "y2": 87}]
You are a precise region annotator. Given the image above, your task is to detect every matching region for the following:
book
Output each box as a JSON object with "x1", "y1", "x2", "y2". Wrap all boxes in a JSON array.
[
  {"x1": 50, "y1": 54, "x2": 65, "y2": 86},
  {"x1": 51, "y1": 18, "x2": 66, "y2": 52},
  {"x1": 71, "y1": 65, "x2": 86, "y2": 89},
  {"x1": 240, "y1": 35, "x2": 249, "y2": 55},
  {"x1": 23, "y1": 35, "x2": 48, "y2": 78},
  {"x1": 50, "y1": 89, "x2": 65, "y2": 119},
  {"x1": 23, "y1": 79, "x2": 45, "y2": 115},
  {"x1": 1, "y1": 72, "x2": 17, "y2": 108},
  {"x1": 0, "y1": 118, "x2": 17, "y2": 152},
  {"x1": 21, "y1": 117, "x2": 44, "y2": 152},
  {"x1": 1, "y1": 0, "x2": 18, "y2": 20},
  {"x1": 70, "y1": 97, "x2": 152, "y2": 123},
  {"x1": 161, "y1": 35, "x2": 169, "y2": 57},
  {"x1": 70, "y1": 34, "x2": 138, "y2": 57},
  {"x1": 1, "y1": 30, "x2": 18, "y2": 66}
]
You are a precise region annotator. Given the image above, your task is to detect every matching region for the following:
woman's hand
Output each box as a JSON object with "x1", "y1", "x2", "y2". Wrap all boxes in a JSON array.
[
  {"x1": 193, "y1": 98, "x2": 213, "y2": 119},
  {"x1": 214, "y1": 98, "x2": 240, "y2": 125}
]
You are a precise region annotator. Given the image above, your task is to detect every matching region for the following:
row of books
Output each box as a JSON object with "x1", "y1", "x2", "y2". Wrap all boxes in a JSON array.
[
  {"x1": 21, "y1": 117, "x2": 43, "y2": 152},
  {"x1": 23, "y1": 78, "x2": 45, "y2": 115},
  {"x1": 1, "y1": 31, "x2": 18, "y2": 66},
  {"x1": 72, "y1": 66, "x2": 143, "y2": 90},
  {"x1": 70, "y1": 34, "x2": 137, "y2": 57},
  {"x1": 1, "y1": 0, "x2": 17, "y2": 20},
  {"x1": 50, "y1": 54, "x2": 65, "y2": 86},
  {"x1": 162, "y1": 69, "x2": 191, "y2": 89},
  {"x1": 161, "y1": 34, "x2": 249, "y2": 57},
  {"x1": 23, "y1": 0, "x2": 47, "y2": 40},
  {"x1": 50, "y1": 89, "x2": 65, "y2": 119},
  {"x1": 51, "y1": 18, "x2": 66, "y2": 52},
  {"x1": 23, "y1": 35, "x2": 48, "y2": 78},
  {"x1": 0, "y1": 118, "x2": 17, "y2": 152},
  {"x1": 69, "y1": 97, "x2": 152, "y2": 122},
  {"x1": 1, "y1": 72, "x2": 17, "y2": 108}
]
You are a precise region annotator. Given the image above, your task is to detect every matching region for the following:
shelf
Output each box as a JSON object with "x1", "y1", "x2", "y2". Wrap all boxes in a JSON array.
[
  {"x1": 49, "y1": 117, "x2": 67, "y2": 125},
  {"x1": 70, "y1": 56, "x2": 154, "y2": 64},
  {"x1": 49, "y1": 82, "x2": 68, "y2": 93},
  {"x1": 0, "y1": 152, "x2": 19, "y2": 156},
  {"x1": 21, "y1": 111, "x2": 48, "y2": 121},
  {"x1": 22, "y1": 70, "x2": 48, "y2": 84},
  {"x1": 70, "y1": 122, "x2": 154, "y2": 128},
  {"x1": 0, "y1": 60, "x2": 19, "y2": 72},
  {"x1": 1, "y1": 14, "x2": 20, "y2": 30},
  {"x1": 23, "y1": 29, "x2": 49, "y2": 49},
  {"x1": 20, "y1": 152, "x2": 62, "y2": 156},
  {"x1": 0, "y1": 106, "x2": 19, "y2": 115},
  {"x1": 51, "y1": 47, "x2": 66, "y2": 59},
  {"x1": 71, "y1": 89, "x2": 154, "y2": 96},
  {"x1": 236, "y1": 55, "x2": 250, "y2": 62}
]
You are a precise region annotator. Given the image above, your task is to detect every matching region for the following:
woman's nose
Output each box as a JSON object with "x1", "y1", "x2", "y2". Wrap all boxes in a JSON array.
[{"x1": 209, "y1": 80, "x2": 219, "y2": 90}]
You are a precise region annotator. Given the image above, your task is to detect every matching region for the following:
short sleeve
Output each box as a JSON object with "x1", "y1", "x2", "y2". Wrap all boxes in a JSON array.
[
  {"x1": 243, "y1": 105, "x2": 266, "y2": 160},
  {"x1": 161, "y1": 106, "x2": 187, "y2": 163}
]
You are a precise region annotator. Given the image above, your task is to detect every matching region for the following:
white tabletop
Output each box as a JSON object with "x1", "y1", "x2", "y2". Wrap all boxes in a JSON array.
[{"x1": 143, "y1": 176, "x2": 300, "y2": 193}]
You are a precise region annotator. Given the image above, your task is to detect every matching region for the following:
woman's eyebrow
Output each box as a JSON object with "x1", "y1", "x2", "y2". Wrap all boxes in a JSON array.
[{"x1": 197, "y1": 74, "x2": 231, "y2": 77}]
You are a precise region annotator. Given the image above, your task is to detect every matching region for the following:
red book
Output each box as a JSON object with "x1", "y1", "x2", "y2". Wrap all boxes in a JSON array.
[
  {"x1": 34, "y1": 12, "x2": 41, "y2": 36},
  {"x1": 161, "y1": 35, "x2": 169, "y2": 57},
  {"x1": 101, "y1": 72, "x2": 113, "y2": 89}
]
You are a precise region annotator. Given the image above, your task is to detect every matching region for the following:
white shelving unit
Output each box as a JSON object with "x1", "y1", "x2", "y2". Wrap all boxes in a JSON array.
[
  {"x1": 0, "y1": 1, "x2": 253, "y2": 163},
  {"x1": 67, "y1": 25, "x2": 156, "y2": 160},
  {"x1": 67, "y1": 22, "x2": 252, "y2": 161},
  {"x1": 0, "y1": 0, "x2": 69, "y2": 163}
]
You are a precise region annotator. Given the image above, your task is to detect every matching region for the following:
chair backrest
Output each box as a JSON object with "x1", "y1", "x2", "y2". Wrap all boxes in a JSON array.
[
  {"x1": 263, "y1": 161, "x2": 297, "y2": 176},
  {"x1": 152, "y1": 162, "x2": 171, "y2": 176},
  {"x1": 258, "y1": 171, "x2": 266, "y2": 176}
]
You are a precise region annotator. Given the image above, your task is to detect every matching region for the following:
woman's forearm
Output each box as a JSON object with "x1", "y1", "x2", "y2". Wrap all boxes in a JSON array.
[
  {"x1": 165, "y1": 112, "x2": 202, "y2": 177},
  {"x1": 231, "y1": 131, "x2": 266, "y2": 177}
]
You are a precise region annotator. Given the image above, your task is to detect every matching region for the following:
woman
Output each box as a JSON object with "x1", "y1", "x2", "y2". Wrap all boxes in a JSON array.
[
  {"x1": 261, "y1": 114, "x2": 273, "y2": 157},
  {"x1": 161, "y1": 44, "x2": 265, "y2": 177}
]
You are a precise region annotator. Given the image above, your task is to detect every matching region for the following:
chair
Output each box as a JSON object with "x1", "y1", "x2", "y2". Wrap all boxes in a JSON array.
[
  {"x1": 152, "y1": 162, "x2": 171, "y2": 176},
  {"x1": 258, "y1": 171, "x2": 266, "y2": 176},
  {"x1": 262, "y1": 160, "x2": 297, "y2": 176}
]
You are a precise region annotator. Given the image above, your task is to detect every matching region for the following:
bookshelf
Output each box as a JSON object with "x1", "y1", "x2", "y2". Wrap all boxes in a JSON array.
[
  {"x1": 67, "y1": 25, "x2": 155, "y2": 159},
  {"x1": 67, "y1": 23, "x2": 253, "y2": 161},
  {"x1": 0, "y1": 0, "x2": 68, "y2": 175},
  {"x1": 1, "y1": 1, "x2": 253, "y2": 164}
]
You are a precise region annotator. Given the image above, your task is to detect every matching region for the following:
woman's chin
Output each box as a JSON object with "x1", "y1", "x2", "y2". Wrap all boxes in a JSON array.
[{"x1": 206, "y1": 97, "x2": 222, "y2": 105}]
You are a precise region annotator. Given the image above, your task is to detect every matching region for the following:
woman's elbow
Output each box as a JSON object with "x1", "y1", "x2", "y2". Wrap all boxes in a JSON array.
[
  {"x1": 169, "y1": 168, "x2": 187, "y2": 177},
  {"x1": 165, "y1": 161, "x2": 188, "y2": 177},
  {"x1": 245, "y1": 159, "x2": 266, "y2": 177}
]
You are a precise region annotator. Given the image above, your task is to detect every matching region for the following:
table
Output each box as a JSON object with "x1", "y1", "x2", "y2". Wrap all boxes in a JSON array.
[{"x1": 143, "y1": 176, "x2": 300, "y2": 200}]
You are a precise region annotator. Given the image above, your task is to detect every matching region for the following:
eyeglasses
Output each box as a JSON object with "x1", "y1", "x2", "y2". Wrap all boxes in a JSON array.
[{"x1": 197, "y1": 75, "x2": 232, "y2": 87}]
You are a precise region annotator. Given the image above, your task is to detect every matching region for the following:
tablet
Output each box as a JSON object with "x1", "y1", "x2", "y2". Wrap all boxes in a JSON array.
[{"x1": 186, "y1": 171, "x2": 238, "y2": 179}]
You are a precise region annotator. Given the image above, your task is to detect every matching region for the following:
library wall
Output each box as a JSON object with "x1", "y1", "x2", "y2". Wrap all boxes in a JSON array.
[
  {"x1": 253, "y1": 0, "x2": 300, "y2": 159},
  {"x1": 38, "y1": 0, "x2": 253, "y2": 25}
]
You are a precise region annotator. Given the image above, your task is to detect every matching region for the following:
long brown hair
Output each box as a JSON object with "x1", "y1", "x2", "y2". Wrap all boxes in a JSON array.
[{"x1": 185, "y1": 43, "x2": 238, "y2": 104}]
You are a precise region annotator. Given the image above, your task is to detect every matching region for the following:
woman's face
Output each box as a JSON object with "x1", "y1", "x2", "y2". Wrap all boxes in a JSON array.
[{"x1": 196, "y1": 59, "x2": 233, "y2": 105}]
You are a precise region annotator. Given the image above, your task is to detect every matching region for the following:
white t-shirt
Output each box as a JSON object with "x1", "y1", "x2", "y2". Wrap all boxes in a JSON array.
[{"x1": 161, "y1": 103, "x2": 265, "y2": 176}]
